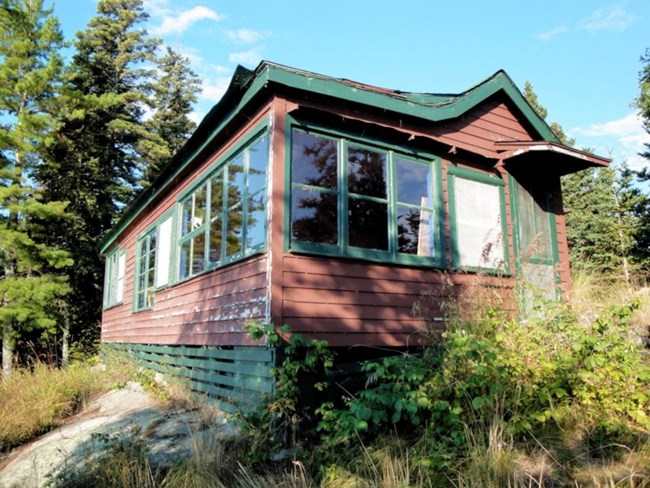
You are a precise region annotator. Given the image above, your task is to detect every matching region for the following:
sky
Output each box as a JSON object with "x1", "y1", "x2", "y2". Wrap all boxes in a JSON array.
[{"x1": 54, "y1": 0, "x2": 650, "y2": 171}]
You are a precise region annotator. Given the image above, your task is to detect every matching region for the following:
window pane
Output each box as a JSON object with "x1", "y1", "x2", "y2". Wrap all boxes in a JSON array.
[
  {"x1": 396, "y1": 159, "x2": 431, "y2": 206},
  {"x1": 397, "y1": 206, "x2": 434, "y2": 256},
  {"x1": 179, "y1": 239, "x2": 191, "y2": 280},
  {"x1": 248, "y1": 134, "x2": 269, "y2": 194},
  {"x1": 348, "y1": 145, "x2": 387, "y2": 199},
  {"x1": 349, "y1": 198, "x2": 388, "y2": 250},
  {"x1": 454, "y1": 177, "x2": 504, "y2": 268},
  {"x1": 291, "y1": 130, "x2": 338, "y2": 189},
  {"x1": 227, "y1": 157, "x2": 244, "y2": 209},
  {"x1": 181, "y1": 197, "x2": 192, "y2": 236},
  {"x1": 209, "y1": 217, "x2": 222, "y2": 264},
  {"x1": 246, "y1": 192, "x2": 266, "y2": 251},
  {"x1": 225, "y1": 205, "x2": 243, "y2": 258},
  {"x1": 193, "y1": 186, "x2": 207, "y2": 230},
  {"x1": 291, "y1": 188, "x2": 338, "y2": 244},
  {"x1": 515, "y1": 183, "x2": 553, "y2": 260},
  {"x1": 211, "y1": 172, "x2": 224, "y2": 220},
  {"x1": 192, "y1": 233, "x2": 205, "y2": 274}
]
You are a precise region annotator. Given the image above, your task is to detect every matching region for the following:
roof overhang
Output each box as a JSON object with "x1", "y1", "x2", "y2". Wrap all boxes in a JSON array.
[{"x1": 496, "y1": 141, "x2": 610, "y2": 176}]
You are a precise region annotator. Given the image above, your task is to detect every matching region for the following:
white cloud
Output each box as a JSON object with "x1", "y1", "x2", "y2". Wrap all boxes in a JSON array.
[
  {"x1": 143, "y1": 0, "x2": 172, "y2": 17},
  {"x1": 153, "y1": 6, "x2": 224, "y2": 35},
  {"x1": 201, "y1": 77, "x2": 232, "y2": 102},
  {"x1": 225, "y1": 28, "x2": 269, "y2": 44},
  {"x1": 228, "y1": 48, "x2": 263, "y2": 67},
  {"x1": 571, "y1": 113, "x2": 650, "y2": 171},
  {"x1": 579, "y1": 5, "x2": 636, "y2": 32},
  {"x1": 537, "y1": 25, "x2": 567, "y2": 41},
  {"x1": 188, "y1": 110, "x2": 204, "y2": 125}
]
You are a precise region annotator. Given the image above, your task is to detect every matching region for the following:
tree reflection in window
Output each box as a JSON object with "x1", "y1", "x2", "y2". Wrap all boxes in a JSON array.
[
  {"x1": 291, "y1": 131, "x2": 339, "y2": 244},
  {"x1": 178, "y1": 130, "x2": 269, "y2": 281},
  {"x1": 290, "y1": 127, "x2": 438, "y2": 260}
]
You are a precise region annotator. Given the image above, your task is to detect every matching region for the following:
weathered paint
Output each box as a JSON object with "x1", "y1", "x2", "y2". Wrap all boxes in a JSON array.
[{"x1": 101, "y1": 63, "x2": 607, "y2": 352}]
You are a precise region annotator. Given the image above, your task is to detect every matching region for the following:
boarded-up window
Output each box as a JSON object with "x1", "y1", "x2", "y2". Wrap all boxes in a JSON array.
[{"x1": 452, "y1": 175, "x2": 505, "y2": 270}]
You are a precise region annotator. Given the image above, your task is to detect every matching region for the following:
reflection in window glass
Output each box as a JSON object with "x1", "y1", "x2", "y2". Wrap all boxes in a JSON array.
[
  {"x1": 291, "y1": 188, "x2": 338, "y2": 244},
  {"x1": 292, "y1": 131, "x2": 338, "y2": 189},
  {"x1": 349, "y1": 198, "x2": 388, "y2": 250},
  {"x1": 227, "y1": 159, "x2": 244, "y2": 209},
  {"x1": 192, "y1": 233, "x2": 205, "y2": 275},
  {"x1": 135, "y1": 230, "x2": 157, "y2": 310},
  {"x1": 194, "y1": 186, "x2": 207, "y2": 228},
  {"x1": 246, "y1": 193, "x2": 266, "y2": 251},
  {"x1": 397, "y1": 207, "x2": 434, "y2": 256},
  {"x1": 209, "y1": 216, "x2": 222, "y2": 264},
  {"x1": 248, "y1": 135, "x2": 269, "y2": 194},
  {"x1": 225, "y1": 203, "x2": 243, "y2": 259},
  {"x1": 396, "y1": 159, "x2": 430, "y2": 206},
  {"x1": 177, "y1": 129, "x2": 269, "y2": 281},
  {"x1": 348, "y1": 145, "x2": 387, "y2": 198}
]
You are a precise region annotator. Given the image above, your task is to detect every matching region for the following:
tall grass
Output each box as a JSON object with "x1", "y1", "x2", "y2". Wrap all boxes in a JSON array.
[{"x1": 0, "y1": 362, "x2": 107, "y2": 450}]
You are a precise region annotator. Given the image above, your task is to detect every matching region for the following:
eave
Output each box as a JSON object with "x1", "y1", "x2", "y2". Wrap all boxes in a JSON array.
[{"x1": 496, "y1": 141, "x2": 611, "y2": 176}]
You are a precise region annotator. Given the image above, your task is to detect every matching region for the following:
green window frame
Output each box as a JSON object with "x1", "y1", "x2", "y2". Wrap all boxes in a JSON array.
[
  {"x1": 287, "y1": 123, "x2": 444, "y2": 267},
  {"x1": 103, "y1": 248, "x2": 125, "y2": 309},
  {"x1": 177, "y1": 128, "x2": 270, "y2": 282},
  {"x1": 448, "y1": 166, "x2": 509, "y2": 273},
  {"x1": 134, "y1": 228, "x2": 157, "y2": 311}
]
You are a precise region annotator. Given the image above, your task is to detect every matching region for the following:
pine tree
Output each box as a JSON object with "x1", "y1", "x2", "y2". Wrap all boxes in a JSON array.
[
  {"x1": 524, "y1": 81, "x2": 649, "y2": 279},
  {"x1": 0, "y1": 0, "x2": 72, "y2": 378},
  {"x1": 141, "y1": 46, "x2": 201, "y2": 186},
  {"x1": 34, "y1": 0, "x2": 161, "y2": 352}
]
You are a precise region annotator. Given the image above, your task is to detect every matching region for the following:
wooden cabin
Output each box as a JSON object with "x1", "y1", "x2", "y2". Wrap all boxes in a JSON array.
[{"x1": 100, "y1": 61, "x2": 609, "y2": 409}]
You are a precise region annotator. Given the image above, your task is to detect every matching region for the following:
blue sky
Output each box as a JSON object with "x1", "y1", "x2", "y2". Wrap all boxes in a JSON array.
[{"x1": 54, "y1": 0, "x2": 650, "y2": 170}]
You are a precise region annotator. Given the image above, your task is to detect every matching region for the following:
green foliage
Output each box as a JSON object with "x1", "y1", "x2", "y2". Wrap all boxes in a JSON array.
[
  {"x1": 313, "y1": 301, "x2": 650, "y2": 472},
  {"x1": 0, "y1": 0, "x2": 72, "y2": 375},
  {"x1": 243, "y1": 322, "x2": 334, "y2": 460}
]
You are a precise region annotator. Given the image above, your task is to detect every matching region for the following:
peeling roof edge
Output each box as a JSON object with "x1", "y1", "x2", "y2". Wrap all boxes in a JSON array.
[{"x1": 100, "y1": 61, "x2": 563, "y2": 253}]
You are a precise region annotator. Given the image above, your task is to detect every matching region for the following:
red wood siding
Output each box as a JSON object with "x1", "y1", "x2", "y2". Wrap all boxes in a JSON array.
[
  {"x1": 101, "y1": 102, "x2": 275, "y2": 346},
  {"x1": 279, "y1": 254, "x2": 515, "y2": 347},
  {"x1": 102, "y1": 255, "x2": 269, "y2": 346},
  {"x1": 430, "y1": 96, "x2": 534, "y2": 158}
]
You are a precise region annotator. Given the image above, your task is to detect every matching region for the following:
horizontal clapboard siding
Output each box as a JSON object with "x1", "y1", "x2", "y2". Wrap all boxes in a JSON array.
[
  {"x1": 281, "y1": 254, "x2": 515, "y2": 346},
  {"x1": 102, "y1": 255, "x2": 269, "y2": 346},
  {"x1": 104, "y1": 343, "x2": 275, "y2": 413}
]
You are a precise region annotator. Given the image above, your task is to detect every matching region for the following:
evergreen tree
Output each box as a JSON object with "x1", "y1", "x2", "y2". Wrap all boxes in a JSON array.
[
  {"x1": 0, "y1": 0, "x2": 72, "y2": 378},
  {"x1": 34, "y1": 0, "x2": 161, "y2": 352},
  {"x1": 141, "y1": 46, "x2": 201, "y2": 186},
  {"x1": 637, "y1": 48, "x2": 650, "y2": 163},
  {"x1": 524, "y1": 81, "x2": 649, "y2": 279}
]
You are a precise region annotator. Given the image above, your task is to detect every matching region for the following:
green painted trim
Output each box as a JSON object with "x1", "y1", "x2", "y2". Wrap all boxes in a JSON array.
[
  {"x1": 286, "y1": 119, "x2": 445, "y2": 268},
  {"x1": 447, "y1": 164, "x2": 504, "y2": 185},
  {"x1": 102, "y1": 247, "x2": 126, "y2": 310},
  {"x1": 265, "y1": 66, "x2": 557, "y2": 142},
  {"x1": 102, "y1": 63, "x2": 558, "y2": 255},
  {"x1": 173, "y1": 125, "x2": 270, "y2": 284}
]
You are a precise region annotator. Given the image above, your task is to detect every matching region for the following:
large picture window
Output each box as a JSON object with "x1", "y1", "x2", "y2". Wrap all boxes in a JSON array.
[
  {"x1": 103, "y1": 248, "x2": 125, "y2": 308},
  {"x1": 449, "y1": 170, "x2": 507, "y2": 271},
  {"x1": 178, "y1": 130, "x2": 269, "y2": 281},
  {"x1": 290, "y1": 126, "x2": 442, "y2": 265}
]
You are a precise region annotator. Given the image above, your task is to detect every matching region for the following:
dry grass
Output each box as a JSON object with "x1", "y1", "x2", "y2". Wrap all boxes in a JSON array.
[{"x1": 0, "y1": 362, "x2": 110, "y2": 450}]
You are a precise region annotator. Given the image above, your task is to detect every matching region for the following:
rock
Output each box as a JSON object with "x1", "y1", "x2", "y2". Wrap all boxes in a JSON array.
[{"x1": 0, "y1": 384, "x2": 235, "y2": 488}]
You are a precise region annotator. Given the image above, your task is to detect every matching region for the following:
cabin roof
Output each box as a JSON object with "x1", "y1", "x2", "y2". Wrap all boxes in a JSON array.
[{"x1": 100, "y1": 61, "x2": 607, "y2": 253}]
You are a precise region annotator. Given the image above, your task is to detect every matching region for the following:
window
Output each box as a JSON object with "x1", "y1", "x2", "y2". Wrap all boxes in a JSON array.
[
  {"x1": 103, "y1": 248, "x2": 125, "y2": 308},
  {"x1": 449, "y1": 170, "x2": 507, "y2": 271},
  {"x1": 289, "y1": 127, "x2": 441, "y2": 265},
  {"x1": 178, "y1": 130, "x2": 269, "y2": 281},
  {"x1": 135, "y1": 229, "x2": 157, "y2": 310}
]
